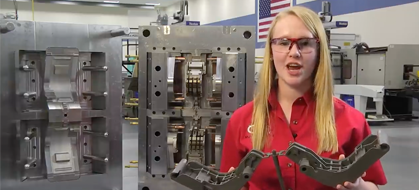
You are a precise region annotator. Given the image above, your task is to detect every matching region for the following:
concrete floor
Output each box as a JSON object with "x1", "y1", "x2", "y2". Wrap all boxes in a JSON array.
[
  {"x1": 370, "y1": 120, "x2": 419, "y2": 190},
  {"x1": 123, "y1": 120, "x2": 137, "y2": 190},
  {"x1": 122, "y1": 117, "x2": 419, "y2": 190}
]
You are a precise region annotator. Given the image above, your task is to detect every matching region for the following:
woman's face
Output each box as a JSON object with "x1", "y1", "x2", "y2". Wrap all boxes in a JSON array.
[{"x1": 271, "y1": 15, "x2": 319, "y2": 88}]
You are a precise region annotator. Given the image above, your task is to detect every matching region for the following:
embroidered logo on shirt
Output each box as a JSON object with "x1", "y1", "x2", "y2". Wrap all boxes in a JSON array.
[
  {"x1": 244, "y1": 125, "x2": 253, "y2": 138},
  {"x1": 247, "y1": 125, "x2": 253, "y2": 134},
  {"x1": 245, "y1": 125, "x2": 273, "y2": 138}
]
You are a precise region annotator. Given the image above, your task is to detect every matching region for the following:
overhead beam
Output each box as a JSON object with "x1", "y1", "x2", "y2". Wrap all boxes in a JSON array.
[{"x1": 8, "y1": 0, "x2": 156, "y2": 9}]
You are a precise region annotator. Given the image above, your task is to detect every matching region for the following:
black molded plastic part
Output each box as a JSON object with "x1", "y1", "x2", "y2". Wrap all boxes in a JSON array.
[
  {"x1": 170, "y1": 134, "x2": 390, "y2": 190},
  {"x1": 285, "y1": 135, "x2": 390, "y2": 187},
  {"x1": 171, "y1": 150, "x2": 265, "y2": 190}
]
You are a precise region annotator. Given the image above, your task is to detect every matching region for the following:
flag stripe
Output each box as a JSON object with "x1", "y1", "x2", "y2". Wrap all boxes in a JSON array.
[
  {"x1": 272, "y1": 3, "x2": 291, "y2": 11},
  {"x1": 259, "y1": 28, "x2": 269, "y2": 33},
  {"x1": 271, "y1": 0, "x2": 287, "y2": 3},
  {"x1": 258, "y1": 0, "x2": 291, "y2": 42}
]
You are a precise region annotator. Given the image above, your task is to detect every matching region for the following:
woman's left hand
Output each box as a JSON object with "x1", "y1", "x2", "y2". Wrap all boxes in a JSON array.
[{"x1": 336, "y1": 154, "x2": 366, "y2": 190}]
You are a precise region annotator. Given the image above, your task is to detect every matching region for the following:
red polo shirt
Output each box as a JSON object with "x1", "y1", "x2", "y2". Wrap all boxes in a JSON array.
[{"x1": 220, "y1": 88, "x2": 387, "y2": 190}]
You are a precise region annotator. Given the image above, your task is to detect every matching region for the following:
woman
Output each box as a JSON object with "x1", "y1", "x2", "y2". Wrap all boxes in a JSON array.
[{"x1": 220, "y1": 6, "x2": 387, "y2": 190}]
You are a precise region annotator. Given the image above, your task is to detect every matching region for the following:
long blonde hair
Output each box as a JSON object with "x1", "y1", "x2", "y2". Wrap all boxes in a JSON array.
[{"x1": 251, "y1": 6, "x2": 337, "y2": 154}]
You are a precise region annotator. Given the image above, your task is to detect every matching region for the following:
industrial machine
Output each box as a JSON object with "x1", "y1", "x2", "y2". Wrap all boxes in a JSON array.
[
  {"x1": 150, "y1": 8, "x2": 169, "y2": 26},
  {"x1": 330, "y1": 33, "x2": 362, "y2": 50},
  {"x1": 332, "y1": 44, "x2": 419, "y2": 121},
  {"x1": 330, "y1": 35, "x2": 359, "y2": 84},
  {"x1": 330, "y1": 44, "x2": 390, "y2": 121},
  {"x1": 0, "y1": 20, "x2": 125, "y2": 190},
  {"x1": 315, "y1": 1, "x2": 350, "y2": 85},
  {"x1": 123, "y1": 0, "x2": 193, "y2": 118},
  {"x1": 320, "y1": 8, "x2": 351, "y2": 85},
  {"x1": 329, "y1": 38, "x2": 390, "y2": 122},
  {"x1": 356, "y1": 44, "x2": 419, "y2": 120},
  {"x1": 172, "y1": 0, "x2": 189, "y2": 25},
  {"x1": 318, "y1": 1, "x2": 348, "y2": 43},
  {"x1": 136, "y1": 25, "x2": 255, "y2": 190},
  {"x1": 334, "y1": 85, "x2": 393, "y2": 122},
  {"x1": 356, "y1": 45, "x2": 419, "y2": 89},
  {"x1": 320, "y1": 3, "x2": 391, "y2": 122}
]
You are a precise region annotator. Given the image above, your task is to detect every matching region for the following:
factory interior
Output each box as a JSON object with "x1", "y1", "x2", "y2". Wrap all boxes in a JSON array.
[{"x1": 0, "y1": 0, "x2": 418, "y2": 190}]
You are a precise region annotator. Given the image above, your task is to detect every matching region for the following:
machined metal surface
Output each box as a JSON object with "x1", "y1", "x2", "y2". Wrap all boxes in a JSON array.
[
  {"x1": 137, "y1": 25, "x2": 255, "y2": 190},
  {"x1": 170, "y1": 135, "x2": 390, "y2": 190},
  {"x1": 0, "y1": 20, "x2": 123, "y2": 190},
  {"x1": 357, "y1": 44, "x2": 419, "y2": 89}
]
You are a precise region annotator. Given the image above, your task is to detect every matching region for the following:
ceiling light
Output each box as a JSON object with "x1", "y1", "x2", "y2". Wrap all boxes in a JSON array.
[
  {"x1": 54, "y1": 1, "x2": 77, "y2": 5},
  {"x1": 141, "y1": 6, "x2": 155, "y2": 9},
  {"x1": 101, "y1": 3, "x2": 119, "y2": 7},
  {"x1": 145, "y1": 3, "x2": 160, "y2": 6},
  {"x1": 103, "y1": 1, "x2": 119, "y2": 3}
]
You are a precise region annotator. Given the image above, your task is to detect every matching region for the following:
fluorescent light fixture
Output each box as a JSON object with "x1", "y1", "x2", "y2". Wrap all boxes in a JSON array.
[
  {"x1": 54, "y1": 1, "x2": 77, "y2": 5},
  {"x1": 103, "y1": 0, "x2": 119, "y2": 3},
  {"x1": 145, "y1": 3, "x2": 160, "y2": 6},
  {"x1": 101, "y1": 3, "x2": 119, "y2": 7},
  {"x1": 141, "y1": 6, "x2": 155, "y2": 9}
]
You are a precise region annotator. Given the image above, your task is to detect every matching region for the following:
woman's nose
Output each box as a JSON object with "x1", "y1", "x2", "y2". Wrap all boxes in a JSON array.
[{"x1": 288, "y1": 44, "x2": 301, "y2": 58}]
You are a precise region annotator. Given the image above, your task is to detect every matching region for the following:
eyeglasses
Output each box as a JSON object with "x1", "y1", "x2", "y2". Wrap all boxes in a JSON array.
[{"x1": 271, "y1": 38, "x2": 319, "y2": 54}]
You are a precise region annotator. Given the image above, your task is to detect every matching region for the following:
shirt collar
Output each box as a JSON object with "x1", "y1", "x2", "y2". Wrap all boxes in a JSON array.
[{"x1": 268, "y1": 85, "x2": 314, "y2": 109}]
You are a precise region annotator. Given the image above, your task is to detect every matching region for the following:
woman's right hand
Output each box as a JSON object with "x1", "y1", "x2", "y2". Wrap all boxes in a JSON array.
[{"x1": 228, "y1": 167, "x2": 249, "y2": 190}]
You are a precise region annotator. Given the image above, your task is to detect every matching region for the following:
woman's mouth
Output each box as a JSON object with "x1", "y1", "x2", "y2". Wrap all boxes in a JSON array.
[
  {"x1": 286, "y1": 63, "x2": 302, "y2": 70},
  {"x1": 286, "y1": 63, "x2": 303, "y2": 76}
]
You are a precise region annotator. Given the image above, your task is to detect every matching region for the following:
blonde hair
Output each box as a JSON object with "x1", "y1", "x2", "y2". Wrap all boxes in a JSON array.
[{"x1": 251, "y1": 6, "x2": 337, "y2": 154}]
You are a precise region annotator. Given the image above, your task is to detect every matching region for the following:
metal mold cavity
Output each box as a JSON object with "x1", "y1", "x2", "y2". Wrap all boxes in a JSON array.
[
  {"x1": 136, "y1": 25, "x2": 255, "y2": 190},
  {"x1": 0, "y1": 20, "x2": 123, "y2": 190}
]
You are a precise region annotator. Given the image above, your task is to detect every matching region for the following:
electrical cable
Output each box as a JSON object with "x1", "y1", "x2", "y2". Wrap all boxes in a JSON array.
[
  {"x1": 383, "y1": 102, "x2": 392, "y2": 119},
  {"x1": 12, "y1": 0, "x2": 18, "y2": 20},
  {"x1": 328, "y1": 15, "x2": 333, "y2": 22}
]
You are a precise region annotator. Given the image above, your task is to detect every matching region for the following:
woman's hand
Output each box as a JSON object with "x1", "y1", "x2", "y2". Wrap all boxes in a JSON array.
[
  {"x1": 229, "y1": 167, "x2": 249, "y2": 190},
  {"x1": 335, "y1": 154, "x2": 366, "y2": 190}
]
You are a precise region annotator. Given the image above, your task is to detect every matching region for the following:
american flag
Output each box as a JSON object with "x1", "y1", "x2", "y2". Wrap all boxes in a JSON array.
[{"x1": 258, "y1": 0, "x2": 291, "y2": 42}]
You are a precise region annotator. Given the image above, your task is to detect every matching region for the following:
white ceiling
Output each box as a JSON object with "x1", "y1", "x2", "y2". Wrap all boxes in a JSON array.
[{"x1": 76, "y1": 0, "x2": 181, "y2": 6}]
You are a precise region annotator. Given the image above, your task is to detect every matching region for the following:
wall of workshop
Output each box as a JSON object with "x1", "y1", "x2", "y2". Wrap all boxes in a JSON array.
[
  {"x1": 170, "y1": 0, "x2": 419, "y2": 53},
  {"x1": 0, "y1": 1, "x2": 129, "y2": 26},
  {"x1": 0, "y1": 1, "x2": 160, "y2": 27},
  {"x1": 297, "y1": 0, "x2": 419, "y2": 47},
  {"x1": 165, "y1": 0, "x2": 255, "y2": 25},
  {"x1": 0, "y1": 0, "x2": 159, "y2": 72}
]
